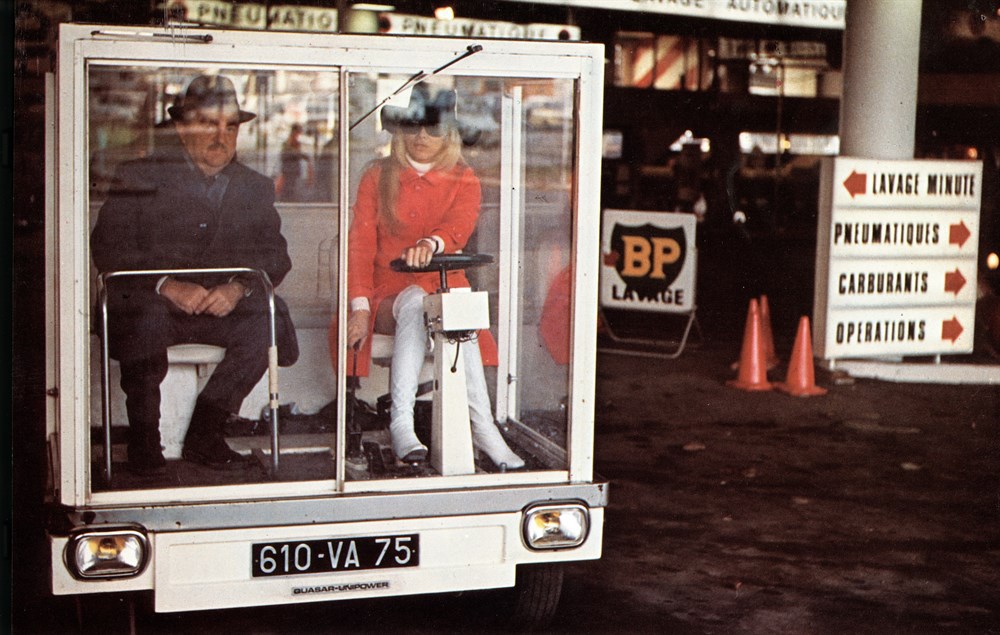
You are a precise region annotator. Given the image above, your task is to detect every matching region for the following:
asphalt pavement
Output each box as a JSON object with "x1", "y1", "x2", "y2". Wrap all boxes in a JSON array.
[{"x1": 553, "y1": 341, "x2": 1000, "y2": 633}]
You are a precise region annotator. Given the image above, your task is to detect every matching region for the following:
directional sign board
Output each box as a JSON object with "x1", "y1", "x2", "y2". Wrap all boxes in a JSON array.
[
  {"x1": 813, "y1": 157, "x2": 983, "y2": 359},
  {"x1": 600, "y1": 210, "x2": 696, "y2": 314}
]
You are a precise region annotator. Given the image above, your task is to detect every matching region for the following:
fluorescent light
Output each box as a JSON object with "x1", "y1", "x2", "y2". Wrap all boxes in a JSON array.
[
  {"x1": 352, "y1": 3, "x2": 395, "y2": 10},
  {"x1": 434, "y1": 6, "x2": 455, "y2": 20}
]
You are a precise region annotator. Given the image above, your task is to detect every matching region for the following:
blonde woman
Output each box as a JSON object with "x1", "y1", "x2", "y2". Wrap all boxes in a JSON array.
[{"x1": 334, "y1": 85, "x2": 524, "y2": 470}]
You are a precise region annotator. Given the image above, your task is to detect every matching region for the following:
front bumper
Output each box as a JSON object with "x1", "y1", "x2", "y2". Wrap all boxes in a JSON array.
[{"x1": 49, "y1": 481, "x2": 607, "y2": 612}]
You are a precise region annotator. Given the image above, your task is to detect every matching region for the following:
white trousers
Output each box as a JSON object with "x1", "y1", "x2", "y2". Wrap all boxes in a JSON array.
[{"x1": 388, "y1": 285, "x2": 523, "y2": 468}]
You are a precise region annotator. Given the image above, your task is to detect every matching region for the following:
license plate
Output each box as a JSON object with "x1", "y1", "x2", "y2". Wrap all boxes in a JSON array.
[{"x1": 251, "y1": 534, "x2": 419, "y2": 578}]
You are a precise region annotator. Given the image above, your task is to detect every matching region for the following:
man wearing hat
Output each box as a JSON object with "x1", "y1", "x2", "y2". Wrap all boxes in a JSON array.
[{"x1": 91, "y1": 74, "x2": 298, "y2": 475}]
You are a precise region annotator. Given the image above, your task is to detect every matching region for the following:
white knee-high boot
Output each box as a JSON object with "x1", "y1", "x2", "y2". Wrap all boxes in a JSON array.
[
  {"x1": 389, "y1": 286, "x2": 430, "y2": 461},
  {"x1": 463, "y1": 339, "x2": 525, "y2": 470}
]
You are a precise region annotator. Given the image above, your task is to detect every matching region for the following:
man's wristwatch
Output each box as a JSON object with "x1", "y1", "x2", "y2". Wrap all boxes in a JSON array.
[
  {"x1": 155, "y1": 275, "x2": 171, "y2": 295},
  {"x1": 229, "y1": 276, "x2": 254, "y2": 297}
]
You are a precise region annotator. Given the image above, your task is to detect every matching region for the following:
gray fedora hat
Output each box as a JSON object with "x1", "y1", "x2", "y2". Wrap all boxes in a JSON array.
[
  {"x1": 381, "y1": 84, "x2": 481, "y2": 146},
  {"x1": 168, "y1": 74, "x2": 256, "y2": 123}
]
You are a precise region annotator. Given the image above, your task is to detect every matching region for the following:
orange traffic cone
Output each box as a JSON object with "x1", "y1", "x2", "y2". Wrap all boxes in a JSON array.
[
  {"x1": 759, "y1": 294, "x2": 779, "y2": 369},
  {"x1": 775, "y1": 316, "x2": 827, "y2": 397},
  {"x1": 727, "y1": 298, "x2": 773, "y2": 391}
]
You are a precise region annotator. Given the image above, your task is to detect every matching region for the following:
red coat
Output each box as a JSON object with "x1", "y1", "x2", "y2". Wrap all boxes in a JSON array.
[
  {"x1": 329, "y1": 160, "x2": 498, "y2": 376},
  {"x1": 539, "y1": 265, "x2": 572, "y2": 365}
]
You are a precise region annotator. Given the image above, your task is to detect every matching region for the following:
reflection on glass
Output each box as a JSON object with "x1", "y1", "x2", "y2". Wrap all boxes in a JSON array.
[
  {"x1": 87, "y1": 65, "x2": 340, "y2": 491},
  {"x1": 512, "y1": 79, "x2": 575, "y2": 466},
  {"x1": 342, "y1": 78, "x2": 523, "y2": 475},
  {"x1": 341, "y1": 73, "x2": 577, "y2": 480},
  {"x1": 88, "y1": 67, "x2": 340, "y2": 207},
  {"x1": 85, "y1": 64, "x2": 578, "y2": 491}
]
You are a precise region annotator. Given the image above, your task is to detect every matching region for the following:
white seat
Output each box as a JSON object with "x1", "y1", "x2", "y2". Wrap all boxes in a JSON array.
[
  {"x1": 98, "y1": 343, "x2": 227, "y2": 459},
  {"x1": 357, "y1": 334, "x2": 433, "y2": 407},
  {"x1": 369, "y1": 333, "x2": 396, "y2": 362},
  {"x1": 166, "y1": 343, "x2": 226, "y2": 367},
  {"x1": 158, "y1": 344, "x2": 227, "y2": 458}
]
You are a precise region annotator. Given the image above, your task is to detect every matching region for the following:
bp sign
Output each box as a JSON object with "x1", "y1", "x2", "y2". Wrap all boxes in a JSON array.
[{"x1": 600, "y1": 210, "x2": 697, "y2": 314}]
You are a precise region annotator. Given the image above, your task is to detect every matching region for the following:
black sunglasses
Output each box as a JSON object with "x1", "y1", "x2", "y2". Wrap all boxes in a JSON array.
[{"x1": 400, "y1": 123, "x2": 446, "y2": 138}]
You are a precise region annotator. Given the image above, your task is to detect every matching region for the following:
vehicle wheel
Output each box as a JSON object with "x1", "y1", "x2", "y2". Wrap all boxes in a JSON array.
[
  {"x1": 74, "y1": 593, "x2": 137, "y2": 635},
  {"x1": 501, "y1": 563, "x2": 564, "y2": 631}
]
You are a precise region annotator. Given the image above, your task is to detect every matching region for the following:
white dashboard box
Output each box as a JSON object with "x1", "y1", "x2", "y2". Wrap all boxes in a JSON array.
[{"x1": 424, "y1": 289, "x2": 490, "y2": 332}]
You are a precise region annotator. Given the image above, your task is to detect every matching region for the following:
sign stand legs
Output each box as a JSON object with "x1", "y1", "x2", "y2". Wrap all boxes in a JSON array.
[{"x1": 598, "y1": 306, "x2": 702, "y2": 360}]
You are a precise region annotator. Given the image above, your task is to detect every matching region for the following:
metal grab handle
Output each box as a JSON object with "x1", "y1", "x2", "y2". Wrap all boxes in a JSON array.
[{"x1": 97, "y1": 267, "x2": 280, "y2": 482}]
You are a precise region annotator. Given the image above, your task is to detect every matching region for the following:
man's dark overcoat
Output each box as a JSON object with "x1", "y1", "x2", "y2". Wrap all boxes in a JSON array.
[{"x1": 91, "y1": 136, "x2": 298, "y2": 367}]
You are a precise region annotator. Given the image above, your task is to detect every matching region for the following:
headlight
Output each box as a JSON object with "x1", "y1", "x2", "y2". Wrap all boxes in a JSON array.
[
  {"x1": 65, "y1": 526, "x2": 149, "y2": 579},
  {"x1": 522, "y1": 503, "x2": 589, "y2": 550}
]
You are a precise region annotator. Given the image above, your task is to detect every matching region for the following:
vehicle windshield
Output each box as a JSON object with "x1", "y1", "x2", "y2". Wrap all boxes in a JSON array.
[{"x1": 83, "y1": 59, "x2": 579, "y2": 497}]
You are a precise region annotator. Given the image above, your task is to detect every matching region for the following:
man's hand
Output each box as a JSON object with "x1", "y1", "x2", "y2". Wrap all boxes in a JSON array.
[
  {"x1": 160, "y1": 278, "x2": 211, "y2": 315},
  {"x1": 347, "y1": 309, "x2": 371, "y2": 350},
  {"x1": 195, "y1": 281, "x2": 246, "y2": 317},
  {"x1": 160, "y1": 278, "x2": 245, "y2": 317}
]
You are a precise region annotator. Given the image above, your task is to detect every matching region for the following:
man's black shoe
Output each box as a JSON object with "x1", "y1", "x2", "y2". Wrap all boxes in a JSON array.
[
  {"x1": 182, "y1": 436, "x2": 251, "y2": 471},
  {"x1": 126, "y1": 449, "x2": 168, "y2": 477}
]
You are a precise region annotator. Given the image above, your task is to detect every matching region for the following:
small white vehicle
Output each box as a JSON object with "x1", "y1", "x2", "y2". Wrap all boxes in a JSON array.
[{"x1": 45, "y1": 25, "x2": 607, "y2": 627}]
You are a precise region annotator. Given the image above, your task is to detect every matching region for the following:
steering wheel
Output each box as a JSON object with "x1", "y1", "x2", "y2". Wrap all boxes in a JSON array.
[
  {"x1": 390, "y1": 253, "x2": 494, "y2": 290},
  {"x1": 390, "y1": 253, "x2": 493, "y2": 272}
]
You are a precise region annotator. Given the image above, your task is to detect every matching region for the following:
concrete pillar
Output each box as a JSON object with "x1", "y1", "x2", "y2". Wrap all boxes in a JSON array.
[{"x1": 839, "y1": 1, "x2": 923, "y2": 160}]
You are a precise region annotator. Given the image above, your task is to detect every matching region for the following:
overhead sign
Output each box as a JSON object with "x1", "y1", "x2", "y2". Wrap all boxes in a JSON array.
[
  {"x1": 499, "y1": 0, "x2": 845, "y2": 30},
  {"x1": 168, "y1": 0, "x2": 339, "y2": 32},
  {"x1": 600, "y1": 210, "x2": 697, "y2": 314},
  {"x1": 380, "y1": 14, "x2": 581, "y2": 41},
  {"x1": 813, "y1": 157, "x2": 983, "y2": 359},
  {"x1": 168, "y1": 2, "x2": 582, "y2": 39}
]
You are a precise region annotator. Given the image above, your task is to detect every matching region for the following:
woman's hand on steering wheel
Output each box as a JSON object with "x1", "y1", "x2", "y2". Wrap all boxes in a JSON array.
[{"x1": 401, "y1": 239, "x2": 435, "y2": 269}]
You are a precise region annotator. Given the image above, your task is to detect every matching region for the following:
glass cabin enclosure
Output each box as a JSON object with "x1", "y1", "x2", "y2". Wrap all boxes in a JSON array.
[{"x1": 52, "y1": 27, "x2": 603, "y2": 505}]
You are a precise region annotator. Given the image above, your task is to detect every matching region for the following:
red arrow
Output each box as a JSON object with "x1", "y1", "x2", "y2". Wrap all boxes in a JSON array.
[
  {"x1": 842, "y1": 170, "x2": 867, "y2": 198},
  {"x1": 949, "y1": 221, "x2": 971, "y2": 248},
  {"x1": 941, "y1": 316, "x2": 963, "y2": 343},
  {"x1": 944, "y1": 268, "x2": 967, "y2": 295}
]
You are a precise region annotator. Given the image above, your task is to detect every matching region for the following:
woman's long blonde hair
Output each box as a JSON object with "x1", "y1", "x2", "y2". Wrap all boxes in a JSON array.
[{"x1": 377, "y1": 127, "x2": 464, "y2": 233}]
